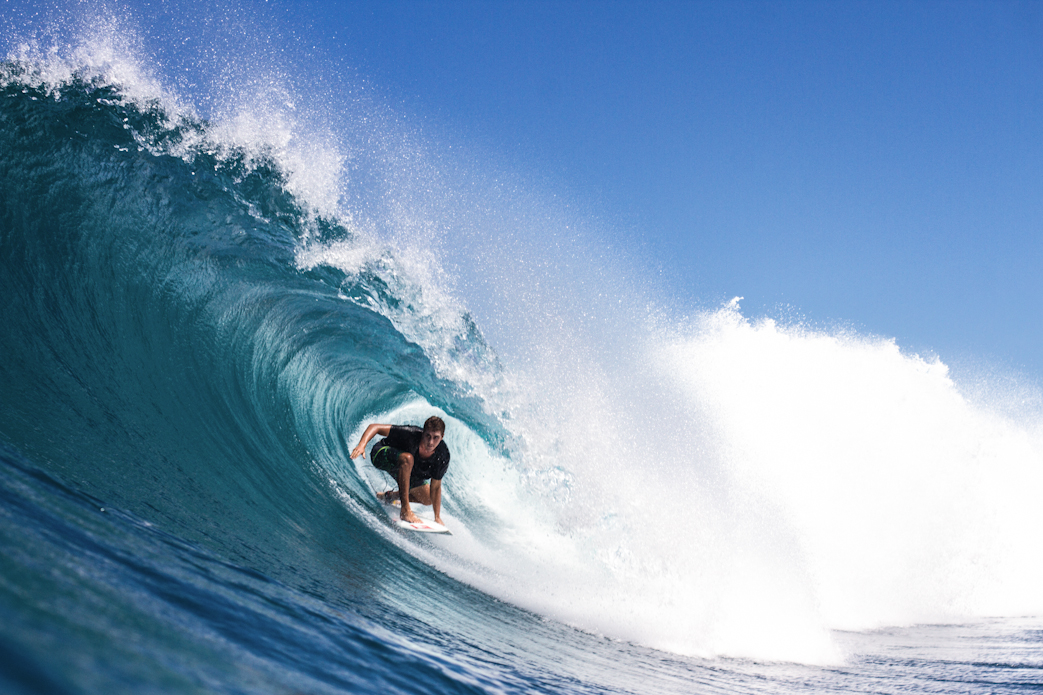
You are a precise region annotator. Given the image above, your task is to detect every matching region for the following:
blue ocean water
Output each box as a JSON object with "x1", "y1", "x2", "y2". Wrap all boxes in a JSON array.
[{"x1": 2, "y1": 21, "x2": 1043, "y2": 695}]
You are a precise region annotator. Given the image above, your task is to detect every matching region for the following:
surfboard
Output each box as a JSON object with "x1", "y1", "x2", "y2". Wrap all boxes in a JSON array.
[{"x1": 379, "y1": 494, "x2": 451, "y2": 534}]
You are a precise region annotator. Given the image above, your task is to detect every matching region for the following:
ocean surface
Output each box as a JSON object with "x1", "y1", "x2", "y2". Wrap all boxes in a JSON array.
[{"x1": 2, "y1": 16, "x2": 1043, "y2": 695}]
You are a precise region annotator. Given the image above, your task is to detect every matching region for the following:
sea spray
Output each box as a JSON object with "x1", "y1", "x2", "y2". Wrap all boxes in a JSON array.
[
  {"x1": 286, "y1": 72, "x2": 1043, "y2": 661},
  {"x1": 330, "y1": 209, "x2": 1043, "y2": 662}
]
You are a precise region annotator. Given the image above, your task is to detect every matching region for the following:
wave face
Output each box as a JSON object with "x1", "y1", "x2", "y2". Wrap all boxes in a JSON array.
[{"x1": 2, "y1": 23, "x2": 1043, "y2": 695}]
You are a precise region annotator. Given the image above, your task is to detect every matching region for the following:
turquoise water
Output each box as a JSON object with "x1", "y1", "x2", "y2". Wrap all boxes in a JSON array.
[{"x1": 1, "y1": 34, "x2": 1042, "y2": 695}]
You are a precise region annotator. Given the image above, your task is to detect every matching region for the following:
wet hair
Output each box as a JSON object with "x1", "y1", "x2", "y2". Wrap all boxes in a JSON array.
[{"x1": 423, "y1": 416, "x2": 445, "y2": 435}]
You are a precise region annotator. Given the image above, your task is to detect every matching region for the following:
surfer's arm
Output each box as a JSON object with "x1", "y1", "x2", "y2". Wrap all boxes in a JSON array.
[
  {"x1": 350, "y1": 423, "x2": 391, "y2": 459},
  {"x1": 430, "y1": 478, "x2": 443, "y2": 525}
]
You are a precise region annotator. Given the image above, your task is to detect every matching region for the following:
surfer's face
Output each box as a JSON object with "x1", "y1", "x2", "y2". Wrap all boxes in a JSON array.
[{"x1": 419, "y1": 429, "x2": 443, "y2": 455}]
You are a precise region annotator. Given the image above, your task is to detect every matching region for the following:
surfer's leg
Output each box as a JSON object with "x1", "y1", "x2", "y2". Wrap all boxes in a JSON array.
[
  {"x1": 396, "y1": 454, "x2": 420, "y2": 523},
  {"x1": 407, "y1": 483, "x2": 431, "y2": 505}
]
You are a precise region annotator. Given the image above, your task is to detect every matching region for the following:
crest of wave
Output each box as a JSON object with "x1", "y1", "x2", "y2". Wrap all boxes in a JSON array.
[{"x1": 2, "y1": 8, "x2": 347, "y2": 217}]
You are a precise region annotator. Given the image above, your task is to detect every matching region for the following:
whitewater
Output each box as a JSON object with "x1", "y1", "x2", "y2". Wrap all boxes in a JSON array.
[{"x1": 1, "y1": 11, "x2": 1042, "y2": 695}]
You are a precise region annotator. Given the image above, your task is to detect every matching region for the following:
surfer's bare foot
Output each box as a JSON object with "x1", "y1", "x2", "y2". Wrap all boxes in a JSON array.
[
  {"x1": 378, "y1": 491, "x2": 397, "y2": 504},
  {"x1": 401, "y1": 509, "x2": 420, "y2": 524}
]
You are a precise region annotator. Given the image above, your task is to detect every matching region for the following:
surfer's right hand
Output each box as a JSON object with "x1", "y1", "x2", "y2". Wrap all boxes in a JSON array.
[{"x1": 350, "y1": 442, "x2": 366, "y2": 459}]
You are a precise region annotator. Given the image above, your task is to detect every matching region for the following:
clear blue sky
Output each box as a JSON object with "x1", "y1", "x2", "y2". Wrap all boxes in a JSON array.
[
  {"x1": 6, "y1": 0, "x2": 1043, "y2": 377},
  {"x1": 311, "y1": 0, "x2": 1043, "y2": 378}
]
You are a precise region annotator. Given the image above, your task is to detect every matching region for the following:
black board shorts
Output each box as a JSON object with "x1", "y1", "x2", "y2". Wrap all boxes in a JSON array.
[
  {"x1": 372, "y1": 444, "x2": 429, "y2": 488},
  {"x1": 372, "y1": 444, "x2": 402, "y2": 474}
]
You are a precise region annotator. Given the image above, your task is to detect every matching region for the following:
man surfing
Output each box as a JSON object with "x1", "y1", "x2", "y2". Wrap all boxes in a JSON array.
[{"x1": 350, "y1": 416, "x2": 449, "y2": 526}]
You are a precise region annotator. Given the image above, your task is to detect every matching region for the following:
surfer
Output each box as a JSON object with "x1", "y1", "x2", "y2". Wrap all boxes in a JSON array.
[{"x1": 350, "y1": 416, "x2": 450, "y2": 525}]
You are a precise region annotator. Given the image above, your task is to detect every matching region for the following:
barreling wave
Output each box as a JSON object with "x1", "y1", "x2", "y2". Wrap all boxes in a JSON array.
[
  {"x1": 0, "y1": 58, "x2": 506, "y2": 597},
  {"x1": 3, "y1": 38, "x2": 1043, "y2": 679}
]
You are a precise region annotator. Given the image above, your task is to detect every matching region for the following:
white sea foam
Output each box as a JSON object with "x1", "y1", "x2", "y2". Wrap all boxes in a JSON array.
[{"x1": 397, "y1": 296, "x2": 1043, "y2": 664}]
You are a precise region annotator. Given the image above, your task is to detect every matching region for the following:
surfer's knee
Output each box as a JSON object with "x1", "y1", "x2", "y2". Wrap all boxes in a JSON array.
[{"x1": 397, "y1": 452, "x2": 414, "y2": 472}]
